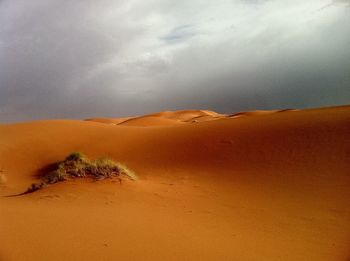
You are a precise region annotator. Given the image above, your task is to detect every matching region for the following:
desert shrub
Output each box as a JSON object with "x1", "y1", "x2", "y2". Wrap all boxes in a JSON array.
[
  {"x1": 64, "y1": 151, "x2": 86, "y2": 161},
  {"x1": 114, "y1": 163, "x2": 137, "y2": 181},
  {"x1": 43, "y1": 170, "x2": 66, "y2": 184},
  {"x1": 25, "y1": 182, "x2": 45, "y2": 193},
  {"x1": 26, "y1": 152, "x2": 136, "y2": 193}
]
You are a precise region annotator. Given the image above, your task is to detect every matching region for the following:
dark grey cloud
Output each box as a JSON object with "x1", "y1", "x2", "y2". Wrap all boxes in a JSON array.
[{"x1": 0, "y1": 0, "x2": 349, "y2": 122}]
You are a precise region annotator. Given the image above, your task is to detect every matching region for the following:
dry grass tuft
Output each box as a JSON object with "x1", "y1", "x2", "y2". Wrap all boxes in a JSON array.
[{"x1": 25, "y1": 152, "x2": 136, "y2": 193}]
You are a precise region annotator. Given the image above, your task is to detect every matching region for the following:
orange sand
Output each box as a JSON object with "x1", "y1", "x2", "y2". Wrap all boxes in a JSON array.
[{"x1": 0, "y1": 105, "x2": 349, "y2": 260}]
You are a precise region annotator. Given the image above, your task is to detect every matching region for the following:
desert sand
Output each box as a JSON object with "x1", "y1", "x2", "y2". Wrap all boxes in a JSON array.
[{"x1": 0, "y1": 106, "x2": 349, "y2": 260}]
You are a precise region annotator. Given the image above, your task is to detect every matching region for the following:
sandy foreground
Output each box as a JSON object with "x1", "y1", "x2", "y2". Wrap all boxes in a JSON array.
[{"x1": 0, "y1": 106, "x2": 349, "y2": 260}]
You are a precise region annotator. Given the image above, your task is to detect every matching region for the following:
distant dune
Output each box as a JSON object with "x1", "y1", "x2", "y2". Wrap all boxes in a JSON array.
[
  {"x1": 86, "y1": 109, "x2": 226, "y2": 126},
  {"x1": 0, "y1": 105, "x2": 350, "y2": 261},
  {"x1": 85, "y1": 117, "x2": 132, "y2": 125}
]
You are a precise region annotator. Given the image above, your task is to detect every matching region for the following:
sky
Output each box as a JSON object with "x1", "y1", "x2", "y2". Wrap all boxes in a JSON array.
[{"x1": 0, "y1": 0, "x2": 349, "y2": 122}]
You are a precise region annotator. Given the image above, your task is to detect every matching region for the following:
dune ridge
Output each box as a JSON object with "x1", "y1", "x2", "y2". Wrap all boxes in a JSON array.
[{"x1": 85, "y1": 109, "x2": 226, "y2": 126}]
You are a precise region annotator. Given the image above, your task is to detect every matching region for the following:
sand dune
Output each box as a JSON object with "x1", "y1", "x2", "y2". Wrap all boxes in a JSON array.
[
  {"x1": 117, "y1": 115, "x2": 184, "y2": 126},
  {"x1": 229, "y1": 109, "x2": 285, "y2": 118},
  {"x1": 86, "y1": 110, "x2": 226, "y2": 126},
  {"x1": 85, "y1": 117, "x2": 132, "y2": 125},
  {"x1": 146, "y1": 109, "x2": 222, "y2": 120},
  {"x1": 0, "y1": 106, "x2": 350, "y2": 260}
]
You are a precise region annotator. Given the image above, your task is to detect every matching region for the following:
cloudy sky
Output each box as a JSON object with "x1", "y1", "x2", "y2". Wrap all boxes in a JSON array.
[{"x1": 0, "y1": 0, "x2": 349, "y2": 122}]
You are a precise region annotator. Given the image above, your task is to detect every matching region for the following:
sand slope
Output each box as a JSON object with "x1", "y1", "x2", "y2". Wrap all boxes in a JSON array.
[{"x1": 0, "y1": 106, "x2": 350, "y2": 260}]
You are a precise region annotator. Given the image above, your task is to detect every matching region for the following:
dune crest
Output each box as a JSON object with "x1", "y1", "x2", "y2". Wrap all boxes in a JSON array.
[
  {"x1": 85, "y1": 117, "x2": 132, "y2": 125},
  {"x1": 86, "y1": 109, "x2": 227, "y2": 127}
]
